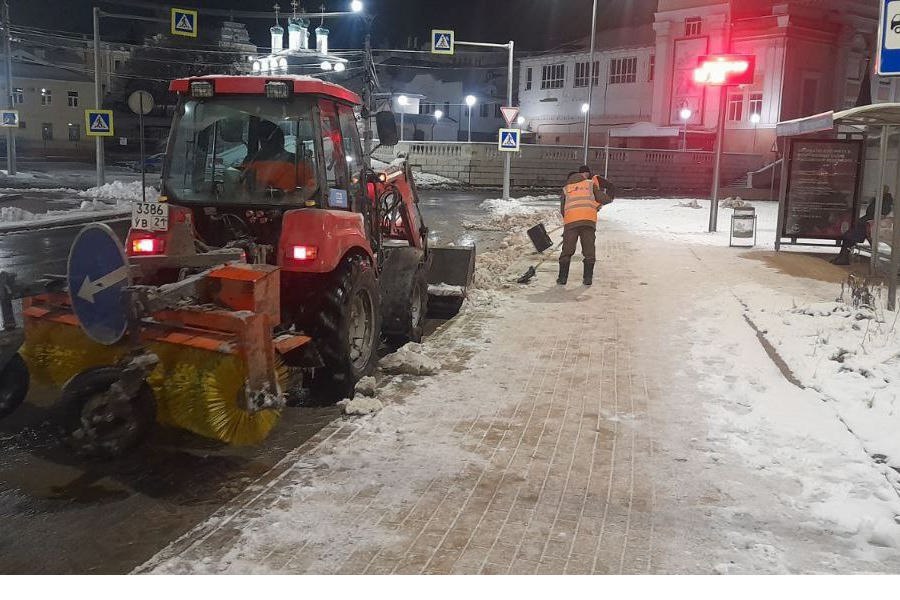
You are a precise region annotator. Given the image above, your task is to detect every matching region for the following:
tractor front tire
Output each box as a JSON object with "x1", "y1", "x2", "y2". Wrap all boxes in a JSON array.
[
  {"x1": 310, "y1": 256, "x2": 382, "y2": 402},
  {"x1": 0, "y1": 353, "x2": 29, "y2": 420},
  {"x1": 380, "y1": 247, "x2": 429, "y2": 345}
]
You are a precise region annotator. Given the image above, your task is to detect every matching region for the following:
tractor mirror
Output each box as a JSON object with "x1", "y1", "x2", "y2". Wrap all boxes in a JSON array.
[{"x1": 376, "y1": 111, "x2": 400, "y2": 147}]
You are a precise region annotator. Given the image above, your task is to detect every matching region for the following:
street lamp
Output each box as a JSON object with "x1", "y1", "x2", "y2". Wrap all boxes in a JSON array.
[
  {"x1": 465, "y1": 94, "x2": 477, "y2": 143},
  {"x1": 679, "y1": 107, "x2": 692, "y2": 152},
  {"x1": 517, "y1": 115, "x2": 525, "y2": 126},
  {"x1": 750, "y1": 112, "x2": 761, "y2": 153},
  {"x1": 433, "y1": 109, "x2": 443, "y2": 141},
  {"x1": 350, "y1": 0, "x2": 364, "y2": 12},
  {"x1": 581, "y1": 103, "x2": 590, "y2": 147},
  {"x1": 398, "y1": 94, "x2": 408, "y2": 142}
]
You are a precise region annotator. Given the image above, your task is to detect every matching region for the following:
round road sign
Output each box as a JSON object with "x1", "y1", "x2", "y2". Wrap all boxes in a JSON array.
[
  {"x1": 66, "y1": 223, "x2": 132, "y2": 346},
  {"x1": 128, "y1": 90, "x2": 155, "y2": 116}
]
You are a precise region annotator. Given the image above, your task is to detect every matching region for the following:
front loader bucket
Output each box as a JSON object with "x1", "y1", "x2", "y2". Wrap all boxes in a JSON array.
[{"x1": 426, "y1": 246, "x2": 476, "y2": 319}]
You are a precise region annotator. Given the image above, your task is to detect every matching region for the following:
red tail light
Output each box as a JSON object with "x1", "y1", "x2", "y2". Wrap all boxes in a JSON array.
[
  {"x1": 132, "y1": 237, "x2": 164, "y2": 255},
  {"x1": 292, "y1": 245, "x2": 318, "y2": 261}
]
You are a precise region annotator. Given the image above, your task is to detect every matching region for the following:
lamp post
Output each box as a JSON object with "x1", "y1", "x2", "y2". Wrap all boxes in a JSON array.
[
  {"x1": 433, "y1": 109, "x2": 443, "y2": 140},
  {"x1": 750, "y1": 112, "x2": 761, "y2": 153},
  {"x1": 465, "y1": 94, "x2": 476, "y2": 143},
  {"x1": 679, "y1": 107, "x2": 692, "y2": 152},
  {"x1": 582, "y1": 0, "x2": 599, "y2": 164},
  {"x1": 581, "y1": 103, "x2": 590, "y2": 148},
  {"x1": 398, "y1": 94, "x2": 408, "y2": 142}
]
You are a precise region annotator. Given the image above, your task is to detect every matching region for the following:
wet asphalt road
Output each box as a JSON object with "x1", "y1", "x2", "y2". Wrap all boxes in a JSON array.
[{"x1": 0, "y1": 189, "x2": 501, "y2": 574}]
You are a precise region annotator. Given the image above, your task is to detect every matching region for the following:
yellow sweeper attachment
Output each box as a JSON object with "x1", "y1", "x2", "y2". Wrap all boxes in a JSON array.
[{"x1": 21, "y1": 264, "x2": 303, "y2": 447}]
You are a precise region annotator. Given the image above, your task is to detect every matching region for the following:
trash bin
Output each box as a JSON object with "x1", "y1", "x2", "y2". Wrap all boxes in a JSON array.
[{"x1": 730, "y1": 206, "x2": 757, "y2": 247}]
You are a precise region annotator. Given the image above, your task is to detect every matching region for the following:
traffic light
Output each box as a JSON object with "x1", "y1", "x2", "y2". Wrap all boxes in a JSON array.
[{"x1": 693, "y1": 54, "x2": 756, "y2": 86}]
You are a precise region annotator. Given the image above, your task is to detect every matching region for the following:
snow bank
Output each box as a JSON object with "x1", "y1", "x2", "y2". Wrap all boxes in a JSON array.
[
  {"x1": 413, "y1": 171, "x2": 460, "y2": 188},
  {"x1": 78, "y1": 180, "x2": 158, "y2": 203},
  {"x1": 747, "y1": 297, "x2": 900, "y2": 468},
  {"x1": 480, "y1": 195, "x2": 558, "y2": 217},
  {"x1": 354, "y1": 376, "x2": 378, "y2": 398},
  {"x1": 0, "y1": 206, "x2": 36, "y2": 223},
  {"x1": 379, "y1": 342, "x2": 440, "y2": 376},
  {"x1": 427, "y1": 283, "x2": 465, "y2": 297}
]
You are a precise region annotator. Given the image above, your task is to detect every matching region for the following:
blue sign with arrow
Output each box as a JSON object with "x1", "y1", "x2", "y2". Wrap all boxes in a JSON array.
[
  {"x1": 878, "y1": 1, "x2": 900, "y2": 75},
  {"x1": 67, "y1": 223, "x2": 132, "y2": 346}
]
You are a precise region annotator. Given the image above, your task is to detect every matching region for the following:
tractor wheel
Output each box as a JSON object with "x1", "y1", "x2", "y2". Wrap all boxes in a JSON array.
[
  {"x1": 61, "y1": 367, "x2": 156, "y2": 459},
  {"x1": 0, "y1": 353, "x2": 29, "y2": 420},
  {"x1": 310, "y1": 256, "x2": 382, "y2": 402},
  {"x1": 380, "y1": 247, "x2": 429, "y2": 345}
]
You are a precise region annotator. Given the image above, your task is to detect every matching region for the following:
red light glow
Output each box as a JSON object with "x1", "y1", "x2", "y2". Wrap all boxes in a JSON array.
[
  {"x1": 693, "y1": 55, "x2": 755, "y2": 86},
  {"x1": 132, "y1": 238, "x2": 162, "y2": 254},
  {"x1": 292, "y1": 245, "x2": 318, "y2": 261}
]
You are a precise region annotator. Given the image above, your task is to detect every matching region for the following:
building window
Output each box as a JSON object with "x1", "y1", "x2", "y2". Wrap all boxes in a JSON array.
[
  {"x1": 40, "y1": 88, "x2": 51, "y2": 106},
  {"x1": 649, "y1": 55, "x2": 656, "y2": 81},
  {"x1": 609, "y1": 57, "x2": 637, "y2": 84},
  {"x1": 494, "y1": 104, "x2": 503, "y2": 119},
  {"x1": 41, "y1": 122, "x2": 53, "y2": 140},
  {"x1": 12, "y1": 88, "x2": 23, "y2": 104},
  {"x1": 727, "y1": 93, "x2": 744, "y2": 121},
  {"x1": 480, "y1": 103, "x2": 490, "y2": 118},
  {"x1": 749, "y1": 92, "x2": 763, "y2": 118},
  {"x1": 525, "y1": 67, "x2": 533, "y2": 91},
  {"x1": 18, "y1": 120, "x2": 25, "y2": 129},
  {"x1": 801, "y1": 78, "x2": 818, "y2": 116},
  {"x1": 574, "y1": 61, "x2": 600, "y2": 88},
  {"x1": 685, "y1": 17, "x2": 702, "y2": 37},
  {"x1": 68, "y1": 123, "x2": 80, "y2": 141},
  {"x1": 114, "y1": 59, "x2": 122, "y2": 70},
  {"x1": 444, "y1": 101, "x2": 450, "y2": 115},
  {"x1": 420, "y1": 103, "x2": 432, "y2": 115},
  {"x1": 67, "y1": 91, "x2": 79, "y2": 107},
  {"x1": 541, "y1": 63, "x2": 565, "y2": 89}
]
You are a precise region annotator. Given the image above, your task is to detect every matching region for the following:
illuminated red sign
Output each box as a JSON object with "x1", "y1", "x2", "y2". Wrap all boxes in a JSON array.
[{"x1": 693, "y1": 54, "x2": 756, "y2": 86}]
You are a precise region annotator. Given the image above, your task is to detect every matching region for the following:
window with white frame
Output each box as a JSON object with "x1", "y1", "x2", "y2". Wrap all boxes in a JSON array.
[
  {"x1": 574, "y1": 61, "x2": 599, "y2": 88},
  {"x1": 40, "y1": 88, "x2": 52, "y2": 106},
  {"x1": 685, "y1": 17, "x2": 702, "y2": 37},
  {"x1": 727, "y1": 93, "x2": 744, "y2": 121},
  {"x1": 525, "y1": 67, "x2": 533, "y2": 91},
  {"x1": 67, "y1": 91, "x2": 79, "y2": 107},
  {"x1": 748, "y1": 93, "x2": 763, "y2": 118},
  {"x1": 541, "y1": 63, "x2": 565, "y2": 89},
  {"x1": 12, "y1": 87, "x2": 23, "y2": 104},
  {"x1": 609, "y1": 57, "x2": 637, "y2": 84}
]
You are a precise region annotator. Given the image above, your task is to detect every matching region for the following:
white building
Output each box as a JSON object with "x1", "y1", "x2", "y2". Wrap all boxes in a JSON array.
[{"x1": 518, "y1": 0, "x2": 884, "y2": 157}]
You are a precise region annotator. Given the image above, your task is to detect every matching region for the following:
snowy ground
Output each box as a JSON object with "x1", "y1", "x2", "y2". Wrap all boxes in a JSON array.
[{"x1": 139, "y1": 195, "x2": 900, "y2": 574}]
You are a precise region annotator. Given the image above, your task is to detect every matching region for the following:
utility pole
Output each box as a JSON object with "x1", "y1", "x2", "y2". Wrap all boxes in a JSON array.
[
  {"x1": 582, "y1": 0, "x2": 598, "y2": 165},
  {"x1": 503, "y1": 40, "x2": 513, "y2": 201},
  {"x1": 93, "y1": 6, "x2": 105, "y2": 187},
  {"x1": 2, "y1": 0, "x2": 16, "y2": 175},
  {"x1": 362, "y1": 23, "x2": 373, "y2": 156}
]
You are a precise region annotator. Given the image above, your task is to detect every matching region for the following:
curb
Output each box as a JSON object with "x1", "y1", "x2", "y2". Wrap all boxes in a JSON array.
[{"x1": 0, "y1": 209, "x2": 130, "y2": 234}]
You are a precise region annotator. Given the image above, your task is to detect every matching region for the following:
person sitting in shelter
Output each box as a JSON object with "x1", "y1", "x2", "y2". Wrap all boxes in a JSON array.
[
  {"x1": 832, "y1": 186, "x2": 894, "y2": 265},
  {"x1": 243, "y1": 120, "x2": 316, "y2": 195}
]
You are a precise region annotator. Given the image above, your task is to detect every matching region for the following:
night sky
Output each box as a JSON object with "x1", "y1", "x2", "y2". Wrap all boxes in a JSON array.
[{"x1": 11, "y1": 0, "x2": 658, "y2": 51}]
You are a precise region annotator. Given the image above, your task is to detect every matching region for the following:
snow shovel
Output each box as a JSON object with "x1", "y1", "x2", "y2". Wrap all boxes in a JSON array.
[{"x1": 517, "y1": 223, "x2": 563, "y2": 284}]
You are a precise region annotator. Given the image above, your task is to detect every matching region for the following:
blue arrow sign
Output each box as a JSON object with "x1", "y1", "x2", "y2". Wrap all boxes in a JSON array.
[
  {"x1": 878, "y1": 1, "x2": 900, "y2": 75},
  {"x1": 67, "y1": 224, "x2": 132, "y2": 346}
]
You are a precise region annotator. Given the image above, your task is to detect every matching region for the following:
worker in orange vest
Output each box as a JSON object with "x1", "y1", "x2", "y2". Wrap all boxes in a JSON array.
[{"x1": 558, "y1": 166, "x2": 609, "y2": 286}]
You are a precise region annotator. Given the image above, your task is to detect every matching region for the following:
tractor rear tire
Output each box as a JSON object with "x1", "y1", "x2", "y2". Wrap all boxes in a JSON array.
[
  {"x1": 61, "y1": 367, "x2": 156, "y2": 459},
  {"x1": 310, "y1": 255, "x2": 382, "y2": 402},
  {"x1": 0, "y1": 353, "x2": 29, "y2": 420},
  {"x1": 380, "y1": 247, "x2": 429, "y2": 345}
]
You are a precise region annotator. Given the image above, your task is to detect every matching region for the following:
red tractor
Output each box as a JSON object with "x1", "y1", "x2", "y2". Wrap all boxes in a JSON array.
[{"x1": 6, "y1": 75, "x2": 473, "y2": 454}]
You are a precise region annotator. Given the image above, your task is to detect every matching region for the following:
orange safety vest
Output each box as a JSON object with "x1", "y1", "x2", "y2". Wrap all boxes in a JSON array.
[
  {"x1": 563, "y1": 178, "x2": 600, "y2": 225},
  {"x1": 245, "y1": 160, "x2": 316, "y2": 192}
]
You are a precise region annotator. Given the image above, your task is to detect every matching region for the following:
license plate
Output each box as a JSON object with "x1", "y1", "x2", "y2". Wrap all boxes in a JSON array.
[{"x1": 132, "y1": 202, "x2": 169, "y2": 232}]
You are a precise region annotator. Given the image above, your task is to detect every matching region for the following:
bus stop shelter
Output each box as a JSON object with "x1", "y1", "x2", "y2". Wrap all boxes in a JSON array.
[{"x1": 775, "y1": 103, "x2": 900, "y2": 309}]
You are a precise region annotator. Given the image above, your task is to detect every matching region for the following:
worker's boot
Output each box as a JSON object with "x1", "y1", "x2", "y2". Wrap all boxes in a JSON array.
[
  {"x1": 831, "y1": 248, "x2": 851, "y2": 266},
  {"x1": 583, "y1": 262, "x2": 595, "y2": 286},
  {"x1": 557, "y1": 262, "x2": 570, "y2": 285}
]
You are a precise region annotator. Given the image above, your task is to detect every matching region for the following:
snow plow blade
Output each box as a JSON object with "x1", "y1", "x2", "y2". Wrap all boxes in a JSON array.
[{"x1": 426, "y1": 246, "x2": 476, "y2": 319}]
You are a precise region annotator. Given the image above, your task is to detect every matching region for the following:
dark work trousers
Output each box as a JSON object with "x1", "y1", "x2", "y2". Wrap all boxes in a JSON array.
[{"x1": 559, "y1": 225, "x2": 596, "y2": 266}]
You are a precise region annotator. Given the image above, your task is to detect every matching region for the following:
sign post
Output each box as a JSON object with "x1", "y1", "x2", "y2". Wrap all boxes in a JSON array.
[{"x1": 128, "y1": 90, "x2": 155, "y2": 204}]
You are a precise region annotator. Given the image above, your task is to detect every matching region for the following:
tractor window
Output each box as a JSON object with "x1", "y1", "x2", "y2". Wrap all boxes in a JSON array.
[
  {"x1": 319, "y1": 100, "x2": 350, "y2": 210},
  {"x1": 337, "y1": 104, "x2": 364, "y2": 208},
  {"x1": 165, "y1": 96, "x2": 319, "y2": 206}
]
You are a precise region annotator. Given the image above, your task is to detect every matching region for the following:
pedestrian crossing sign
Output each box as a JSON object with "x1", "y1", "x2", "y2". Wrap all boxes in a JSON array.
[
  {"x1": 498, "y1": 128, "x2": 521, "y2": 152},
  {"x1": 0, "y1": 110, "x2": 19, "y2": 128},
  {"x1": 85, "y1": 110, "x2": 114, "y2": 137},
  {"x1": 431, "y1": 29, "x2": 454, "y2": 55},
  {"x1": 171, "y1": 7, "x2": 198, "y2": 38}
]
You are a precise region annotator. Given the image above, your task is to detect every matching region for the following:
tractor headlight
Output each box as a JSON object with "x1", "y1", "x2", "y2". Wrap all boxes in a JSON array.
[
  {"x1": 190, "y1": 81, "x2": 215, "y2": 98},
  {"x1": 265, "y1": 81, "x2": 291, "y2": 99}
]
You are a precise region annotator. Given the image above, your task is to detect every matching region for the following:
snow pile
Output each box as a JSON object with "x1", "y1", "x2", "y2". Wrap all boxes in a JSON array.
[
  {"x1": 0, "y1": 205, "x2": 36, "y2": 223},
  {"x1": 676, "y1": 199, "x2": 702, "y2": 209},
  {"x1": 340, "y1": 396, "x2": 384, "y2": 416},
  {"x1": 427, "y1": 283, "x2": 465, "y2": 297},
  {"x1": 720, "y1": 196, "x2": 748, "y2": 209},
  {"x1": 354, "y1": 376, "x2": 378, "y2": 398},
  {"x1": 414, "y1": 171, "x2": 461, "y2": 188},
  {"x1": 480, "y1": 195, "x2": 558, "y2": 217},
  {"x1": 747, "y1": 298, "x2": 900, "y2": 468},
  {"x1": 379, "y1": 342, "x2": 440, "y2": 376},
  {"x1": 78, "y1": 180, "x2": 158, "y2": 203},
  {"x1": 602, "y1": 198, "x2": 778, "y2": 248}
]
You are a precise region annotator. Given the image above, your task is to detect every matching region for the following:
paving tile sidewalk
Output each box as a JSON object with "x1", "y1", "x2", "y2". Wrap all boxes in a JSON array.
[{"x1": 138, "y1": 220, "x2": 900, "y2": 575}]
